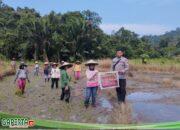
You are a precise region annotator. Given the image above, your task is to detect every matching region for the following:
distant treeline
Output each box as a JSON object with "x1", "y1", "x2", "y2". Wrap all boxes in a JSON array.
[{"x1": 0, "y1": 0, "x2": 180, "y2": 62}]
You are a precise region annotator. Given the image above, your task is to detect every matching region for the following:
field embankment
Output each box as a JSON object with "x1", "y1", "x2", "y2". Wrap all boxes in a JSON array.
[{"x1": 0, "y1": 60, "x2": 15, "y2": 80}]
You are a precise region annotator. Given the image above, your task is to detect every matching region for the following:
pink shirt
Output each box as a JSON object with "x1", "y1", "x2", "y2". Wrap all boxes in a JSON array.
[{"x1": 86, "y1": 69, "x2": 99, "y2": 87}]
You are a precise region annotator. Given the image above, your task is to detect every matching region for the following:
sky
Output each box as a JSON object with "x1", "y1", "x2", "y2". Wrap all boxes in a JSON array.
[{"x1": 3, "y1": 0, "x2": 180, "y2": 36}]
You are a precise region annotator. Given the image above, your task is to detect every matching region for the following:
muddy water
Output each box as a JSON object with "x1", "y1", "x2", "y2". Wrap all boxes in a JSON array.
[
  {"x1": 132, "y1": 102, "x2": 180, "y2": 123},
  {"x1": 127, "y1": 92, "x2": 162, "y2": 101},
  {"x1": 99, "y1": 97, "x2": 113, "y2": 111},
  {"x1": 127, "y1": 74, "x2": 180, "y2": 123}
]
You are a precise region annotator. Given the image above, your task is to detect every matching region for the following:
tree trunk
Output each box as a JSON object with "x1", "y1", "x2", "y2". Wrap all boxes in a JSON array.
[
  {"x1": 34, "y1": 43, "x2": 38, "y2": 60},
  {"x1": 43, "y1": 40, "x2": 49, "y2": 62}
]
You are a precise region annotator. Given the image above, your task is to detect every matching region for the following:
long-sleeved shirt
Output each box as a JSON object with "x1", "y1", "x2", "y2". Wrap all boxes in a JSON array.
[
  {"x1": 112, "y1": 56, "x2": 129, "y2": 79},
  {"x1": 86, "y1": 69, "x2": 99, "y2": 87},
  {"x1": 44, "y1": 67, "x2": 50, "y2": 75},
  {"x1": 51, "y1": 68, "x2": 60, "y2": 78},
  {"x1": 60, "y1": 69, "x2": 71, "y2": 88},
  {"x1": 74, "y1": 64, "x2": 81, "y2": 72},
  {"x1": 14, "y1": 69, "x2": 29, "y2": 81},
  {"x1": 34, "y1": 64, "x2": 39, "y2": 70}
]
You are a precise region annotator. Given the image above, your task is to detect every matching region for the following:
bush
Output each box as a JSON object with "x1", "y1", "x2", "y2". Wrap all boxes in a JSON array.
[{"x1": 0, "y1": 54, "x2": 6, "y2": 61}]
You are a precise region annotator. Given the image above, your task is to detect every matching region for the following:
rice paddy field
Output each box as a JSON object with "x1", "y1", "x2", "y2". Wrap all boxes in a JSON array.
[{"x1": 0, "y1": 58, "x2": 180, "y2": 128}]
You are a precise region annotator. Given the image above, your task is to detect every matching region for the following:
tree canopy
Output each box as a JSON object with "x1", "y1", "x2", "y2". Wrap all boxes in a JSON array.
[{"x1": 0, "y1": 1, "x2": 179, "y2": 61}]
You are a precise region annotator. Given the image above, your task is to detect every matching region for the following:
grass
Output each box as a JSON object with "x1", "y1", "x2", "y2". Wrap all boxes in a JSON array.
[
  {"x1": 173, "y1": 80, "x2": 180, "y2": 88},
  {"x1": 0, "y1": 60, "x2": 15, "y2": 80},
  {"x1": 96, "y1": 58, "x2": 180, "y2": 73},
  {"x1": 111, "y1": 103, "x2": 133, "y2": 124},
  {"x1": 0, "y1": 60, "x2": 11, "y2": 74},
  {"x1": 130, "y1": 58, "x2": 180, "y2": 73},
  {"x1": 1, "y1": 57, "x2": 180, "y2": 74}
]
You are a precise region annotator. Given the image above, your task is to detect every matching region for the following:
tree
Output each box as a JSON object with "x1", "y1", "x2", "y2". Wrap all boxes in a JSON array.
[
  {"x1": 159, "y1": 39, "x2": 169, "y2": 48},
  {"x1": 1, "y1": 1, "x2": 179, "y2": 61},
  {"x1": 176, "y1": 41, "x2": 180, "y2": 48}
]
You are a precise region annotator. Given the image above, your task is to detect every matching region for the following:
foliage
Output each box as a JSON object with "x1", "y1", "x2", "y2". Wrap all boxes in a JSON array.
[
  {"x1": 0, "y1": 1, "x2": 179, "y2": 61},
  {"x1": 143, "y1": 28, "x2": 180, "y2": 57}
]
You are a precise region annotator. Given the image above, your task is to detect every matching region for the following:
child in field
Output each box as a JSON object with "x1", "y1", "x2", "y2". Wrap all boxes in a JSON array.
[
  {"x1": 14, "y1": 63, "x2": 30, "y2": 95},
  {"x1": 34, "y1": 61, "x2": 40, "y2": 76},
  {"x1": 60, "y1": 62, "x2": 72, "y2": 103},
  {"x1": 74, "y1": 61, "x2": 81, "y2": 80},
  {"x1": 44, "y1": 62, "x2": 50, "y2": 82},
  {"x1": 84, "y1": 60, "x2": 99, "y2": 108},
  {"x1": 50, "y1": 63, "x2": 60, "y2": 89}
]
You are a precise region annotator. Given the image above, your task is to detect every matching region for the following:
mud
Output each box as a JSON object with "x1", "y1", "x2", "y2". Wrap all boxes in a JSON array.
[
  {"x1": 0, "y1": 69, "x2": 180, "y2": 124},
  {"x1": 126, "y1": 72, "x2": 180, "y2": 123}
]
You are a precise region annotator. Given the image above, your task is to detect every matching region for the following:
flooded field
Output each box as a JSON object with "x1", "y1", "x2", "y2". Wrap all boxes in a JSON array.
[
  {"x1": 127, "y1": 72, "x2": 180, "y2": 123},
  {"x1": 0, "y1": 70, "x2": 179, "y2": 124}
]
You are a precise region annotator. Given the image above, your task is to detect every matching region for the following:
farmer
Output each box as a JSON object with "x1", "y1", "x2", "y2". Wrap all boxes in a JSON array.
[
  {"x1": 84, "y1": 60, "x2": 99, "y2": 108},
  {"x1": 60, "y1": 60, "x2": 65, "y2": 65},
  {"x1": 43, "y1": 62, "x2": 50, "y2": 82},
  {"x1": 73, "y1": 61, "x2": 82, "y2": 80},
  {"x1": 50, "y1": 62, "x2": 60, "y2": 89},
  {"x1": 14, "y1": 63, "x2": 30, "y2": 94},
  {"x1": 60, "y1": 62, "x2": 72, "y2": 103},
  {"x1": 48, "y1": 62, "x2": 53, "y2": 72},
  {"x1": 11, "y1": 58, "x2": 16, "y2": 72},
  {"x1": 34, "y1": 61, "x2": 40, "y2": 76},
  {"x1": 112, "y1": 49, "x2": 129, "y2": 104}
]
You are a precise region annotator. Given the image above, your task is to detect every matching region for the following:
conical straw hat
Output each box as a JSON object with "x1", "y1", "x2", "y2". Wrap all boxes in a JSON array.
[{"x1": 85, "y1": 60, "x2": 98, "y2": 66}]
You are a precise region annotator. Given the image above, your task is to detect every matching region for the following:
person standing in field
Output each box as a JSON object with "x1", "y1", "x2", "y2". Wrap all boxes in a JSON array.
[
  {"x1": 73, "y1": 61, "x2": 82, "y2": 80},
  {"x1": 34, "y1": 61, "x2": 40, "y2": 76},
  {"x1": 11, "y1": 58, "x2": 16, "y2": 72},
  {"x1": 60, "y1": 62, "x2": 72, "y2": 103},
  {"x1": 14, "y1": 63, "x2": 30, "y2": 95},
  {"x1": 50, "y1": 62, "x2": 60, "y2": 89},
  {"x1": 60, "y1": 60, "x2": 65, "y2": 65},
  {"x1": 112, "y1": 49, "x2": 129, "y2": 104},
  {"x1": 43, "y1": 62, "x2": 50, "y2": 83},
  {"x1": 84, "y1": 60, "x2": 99, "y2": 108}
]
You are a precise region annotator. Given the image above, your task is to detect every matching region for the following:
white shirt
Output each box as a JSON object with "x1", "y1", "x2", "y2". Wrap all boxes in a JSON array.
[{"x1": 51, "y1": 68, "x2": 60, "y2": 78}]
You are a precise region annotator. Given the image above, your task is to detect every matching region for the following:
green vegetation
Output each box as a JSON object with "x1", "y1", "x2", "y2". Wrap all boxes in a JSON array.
[
  {"x1": 129, "y1": 58, "x2": 180, "y2": 73},
  {"x1": 0, "y1": 0, "x2": 180, "y2": 62},
  {"x1": 142, "y1": 28, "x2": 180, "y2": 57},
  {"x1": 0, "y1": 112, "x2": 180, "y2": 129},
  {"x1": 130, "y1": 58, "x2": 180, "y2": 65},
  {"x1": 0, "y1": 0, "x2": 180, "y2": 61}
]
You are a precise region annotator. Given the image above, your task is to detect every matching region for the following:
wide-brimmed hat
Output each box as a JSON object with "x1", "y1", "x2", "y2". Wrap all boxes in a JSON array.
[
  {"x1": 35, "y1": 61, "x2": 38, "y2": 64},
  {"x1": 52, "y1": 62, "x2": 58, "y2": 66},
  {"x1": 20, "y1": 61, "x2": 24, "y2": 64},
  {"x1": 60, "y1": 62, "x2": 73, "y2": 69},
  {"x1": 20, "y1": 62, "x2": 27, "y2": 67},
  {"x1": 85, "y1": 60, "x2": 98, "y2": 66},
  {"x1": 44, "y1": 62, "x2": 49, "y2": 65},
  {"x1": 75, "y1": 60, "x2": 81, "y2": 64}
]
